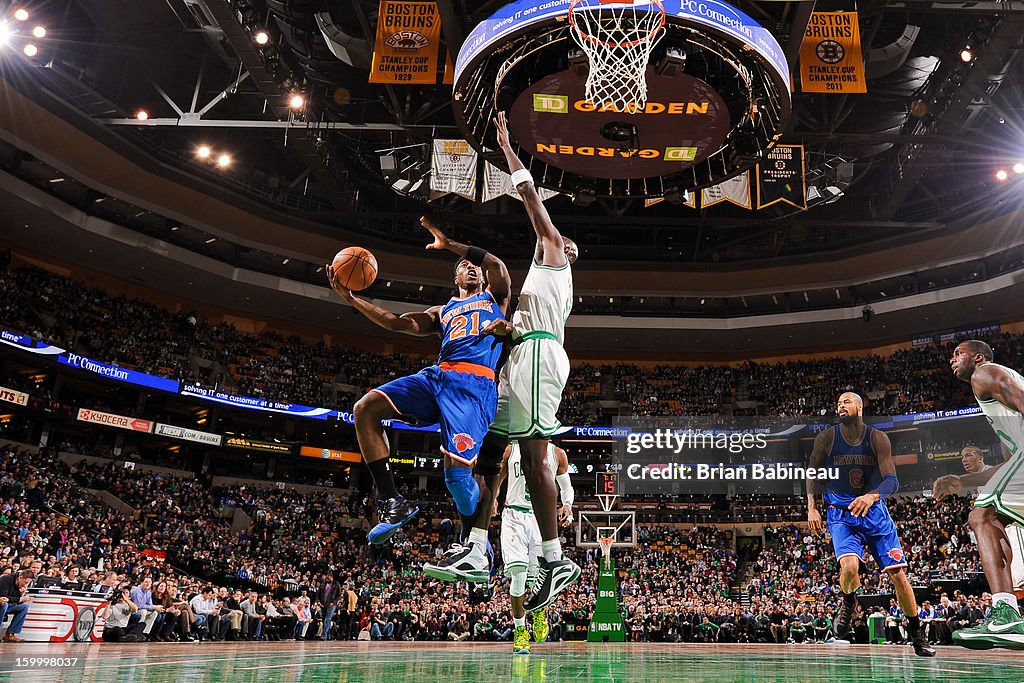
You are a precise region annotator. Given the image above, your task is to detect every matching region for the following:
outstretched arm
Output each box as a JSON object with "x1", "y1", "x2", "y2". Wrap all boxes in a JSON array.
[
  {"x1": 420, "y1": 216, "x2": 511, "y2": 314},
  {"x1": 327, "y1": 265, "x2": 440, "y2": 337},
  {"x1": 495, "y1": 111, "x2": 565, "y2": 268}
]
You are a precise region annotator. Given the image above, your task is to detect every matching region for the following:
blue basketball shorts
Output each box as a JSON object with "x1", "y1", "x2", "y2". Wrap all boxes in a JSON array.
[
  {"x1": 827, "y1": 502, "x2": 907, "y2": 571},
  {"x1": 371, "y1": 365, "x2": 497, "y2": 465}
]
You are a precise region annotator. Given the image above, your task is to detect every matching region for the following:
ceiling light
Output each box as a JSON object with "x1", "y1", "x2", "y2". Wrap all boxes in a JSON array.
[
  {"x1": 217, "y1": 153, "x2": 231, "y2": 167},
  {"x1": 49, "y1": 177, "x2": 64, "y2": 183},
  {"x1": 959, "y1": 48, "x2": 973, "y2": 63},
  {"x1": 281, "y1": 258, "x2": 290, "y2": 265},
  {"x1": 32, "y1": 25, "x2": 44, "y2": 38},
  {"x1": 196, "y1": 145, "x2": 211, "y2": 158},
  {"x1": 996, "y1": 169, "x2": 1008, "y2": 181},
  {"x1": 13, "y1": 9, "x2": 28, "y2": 22},
  {"x1": 1014, "y1": 163, "x2": 1024, "y2": 175},
  {"x1": 136, "y1": 110, "x2": 149, "y2": 121},
  {"x1": 23, "y1": 43, "x2": 37, "y2": 56},
  {"x1": 205, "y1": 238, "x2": 216, "y2": 244},
  {"x1": 255, "y1": 31, "x2": 269, "y2": 45},
  {"x1": 289, "y1": 94, "x2": 304, "y2": 109}
]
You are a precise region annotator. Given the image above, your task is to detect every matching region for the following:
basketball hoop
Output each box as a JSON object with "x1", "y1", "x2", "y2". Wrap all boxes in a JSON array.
[{"x1": 567, "y1": 0, "x2": 666, "y2": 111}]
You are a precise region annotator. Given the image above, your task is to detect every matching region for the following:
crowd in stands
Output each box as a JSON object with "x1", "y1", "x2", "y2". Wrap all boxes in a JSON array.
[
  {"x1": 4, "y1": 266, "x2": 1024, "y2": 426},
  {"x1": 0, "y1": 434, "x2": 996, "y2": 647}
]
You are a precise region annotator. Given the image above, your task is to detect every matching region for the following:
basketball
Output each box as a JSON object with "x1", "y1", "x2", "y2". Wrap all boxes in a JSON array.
[{"x1": 332, "y1": 246, "x2": 378, "y2": 291}]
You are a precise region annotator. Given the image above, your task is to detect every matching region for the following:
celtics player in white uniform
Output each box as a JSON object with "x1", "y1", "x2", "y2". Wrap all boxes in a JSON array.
[
  {"x1": 497, "y1": 442, "x2": 573, "y2": 654},
  {"x1": 483, "y1": 110, "x2": 582, "y2": 612},
  {"x1": 933, "y1": 340, "x2": 1024, "y2": 649},
  {"x1": 959, "y1": 446, "x2": 1024, "y2": 598}
]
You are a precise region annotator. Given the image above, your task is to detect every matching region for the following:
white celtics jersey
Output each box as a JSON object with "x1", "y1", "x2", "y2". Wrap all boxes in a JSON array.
[
  {"x1": 511, "y1": 259, "x2": 573, "y2": 345},
  {"x1": 506, "y1": 442, "x2": 558, "y2": 509},
  {"x1": 976, "y1": 363, "x2": 1024, "y2": 460}
]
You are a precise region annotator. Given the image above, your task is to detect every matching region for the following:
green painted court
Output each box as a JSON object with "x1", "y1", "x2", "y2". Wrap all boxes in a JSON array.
[{"x1": 2, "y1": 642, "x2": 1022, "y2": 683}]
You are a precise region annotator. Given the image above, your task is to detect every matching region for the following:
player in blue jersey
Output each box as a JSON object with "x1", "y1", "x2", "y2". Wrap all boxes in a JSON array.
[
  {"x1": 327, "y1": 217, "x2": 511, "y2": 547},
  {"x1": 806, "y1": 392, "x2": 935, "y2": 656}
]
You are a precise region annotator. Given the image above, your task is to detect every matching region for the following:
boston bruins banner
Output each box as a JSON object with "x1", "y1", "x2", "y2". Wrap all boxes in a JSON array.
[
  {"x1": 757, "y1": 144, "x2": 806, "y2": 210},
  {"x1": 430, "y1": 139, "x2": 477, "y2": 200},
  {"x1": 370, "y1": 1, "x2": 442, "y2": 84},
  {"x1": 701, "y1": 172, "x2": 751, "y2": 209},
  {"x1": 799, "y1": 12, "x2": 867, "y2": 93}
]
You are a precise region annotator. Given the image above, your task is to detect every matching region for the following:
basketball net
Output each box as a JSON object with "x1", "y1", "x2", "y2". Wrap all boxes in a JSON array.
[
  {"x1": 597, "y1": 531, "x2": 615, "y2": 570},
  {"x1": 568, "y1": 0, "x2": 666, "y2": 111}
]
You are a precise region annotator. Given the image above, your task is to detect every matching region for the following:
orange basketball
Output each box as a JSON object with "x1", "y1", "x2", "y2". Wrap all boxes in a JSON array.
[{"x1": 332, "y1": 246, "x2": 378, "y2": 291}]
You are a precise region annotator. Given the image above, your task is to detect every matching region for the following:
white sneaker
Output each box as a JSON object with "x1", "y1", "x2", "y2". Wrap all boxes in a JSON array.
[{"x1": 422, "y1": 542, "x2": 490, "y2": 582}]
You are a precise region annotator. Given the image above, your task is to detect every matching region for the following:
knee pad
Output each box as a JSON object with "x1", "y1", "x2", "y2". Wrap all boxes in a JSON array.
[
  {"x1": 445, "y1": 466, "x2": 480, "y2": 517},
  {"x1": 474, "y1": 432, "x2": 507, "y2": 477},
  {"x1": 509, "y1": 567, "x2": 528, "y2": 598}
]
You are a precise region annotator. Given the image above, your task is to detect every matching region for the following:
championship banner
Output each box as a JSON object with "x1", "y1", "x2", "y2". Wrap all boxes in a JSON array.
[
  {"x1": 701, "y1": 172, "x2": 751, "y2": 209},
  {"x1": 299, "y1": 446, "x2": 361, "y2": 463},
  {"x1": 369, "y1": 1, "x2": 442, "y2": 84},
  {"x1": 0, "y1": 385, "x2": 29, "y2": 406},
  {"x1": 799, "y1": 12, "x2": 867, "y2": 94},
  {"x1": 757, "y1": 144, "x2": 806, "y2": 210},
  {"x1": 77, "y1": 408, "x2": 153, "y2": 433},
  {"x1": 644, "y1": 191, "x2": 695, "y2": 208},
  {"x1": 482, "y1": 162, "x2": 559, "y2": 203},
  {"x1": 430, "y1": 139, "x2": 477, "y2": 200}
]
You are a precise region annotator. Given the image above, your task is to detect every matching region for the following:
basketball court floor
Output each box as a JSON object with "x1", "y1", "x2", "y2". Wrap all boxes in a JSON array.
[{"x1": 1, "y1": 642, "x2": 1021, "y2": 682}]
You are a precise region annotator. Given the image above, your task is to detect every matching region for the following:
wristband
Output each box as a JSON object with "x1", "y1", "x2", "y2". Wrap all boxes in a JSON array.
[
  {"x1": 510, "y1": 169, "x2": 534, "y2": 187},
  {"x1": 465, "y1": 245, "x2": 488, "y2": 266},
  {"x1": 875, "y1": 473, "x2": 899, "y2": 499}
]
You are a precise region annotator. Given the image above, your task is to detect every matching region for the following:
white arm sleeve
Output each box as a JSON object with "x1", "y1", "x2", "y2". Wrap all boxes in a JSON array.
[{"x1": 556, "y1": 472, "x2": 574, "y2": 508}]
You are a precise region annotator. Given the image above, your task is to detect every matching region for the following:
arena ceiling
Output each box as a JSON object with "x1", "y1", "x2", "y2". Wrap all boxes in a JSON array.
[{"x1": 2, "y1": 0, "x2": 1024, "y2": 269}]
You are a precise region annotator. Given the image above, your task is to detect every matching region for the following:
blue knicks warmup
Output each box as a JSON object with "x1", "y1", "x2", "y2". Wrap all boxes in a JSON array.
[
  {"x1": 372, "y1": 290, "x2": 505, "y2": 464},
  {"x1": 824, "y1": 425, "x2": 907, "y2": 570}
]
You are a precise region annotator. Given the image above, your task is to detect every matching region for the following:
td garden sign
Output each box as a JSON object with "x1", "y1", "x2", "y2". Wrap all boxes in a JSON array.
[
  {"x1": 509, "y1": 71, "x2": 730, "y2": 179},
  {"x1": 453, "y1": 0, "x2": 791, "y2": 198}
]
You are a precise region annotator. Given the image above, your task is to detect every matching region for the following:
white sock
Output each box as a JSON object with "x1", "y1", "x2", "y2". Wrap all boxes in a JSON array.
[
  {"x1": 514, "y1": 615, "x2": 526, "y2": 628},
  {"x1": 469, "y1": 528, "x2": 487, "y2": 549},
  {"x1": 541, "y1": 539, "x2": 562, "y2": 562},
  {"x1": 993, "y1": 592, "x2": 1020, "y2": 612}
]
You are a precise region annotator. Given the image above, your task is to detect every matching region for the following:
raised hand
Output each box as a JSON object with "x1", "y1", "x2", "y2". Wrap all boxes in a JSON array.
[
  {"x1": 494, "y1": 111, "x2": 511, "y2": 150},
  {"x1": 420, "y1": 216, "x2": 450, "y2": 251}
]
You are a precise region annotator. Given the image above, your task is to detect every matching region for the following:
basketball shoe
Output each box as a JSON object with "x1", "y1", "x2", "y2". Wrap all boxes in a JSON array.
[
  {"x1": 532, "y1": 610, "x2": 549, "y2": 643},
  {"x1": 952, "y1": 601, "x2": 1024, "y2": 650},
  {"x1": 911, "y1": 625, "x2": 936, "y2": 657},
  {"x1": 422, "y1": 542, "x2": 490, "y2": 582},
  {"x1": 833, "y1": 595, "x2": 858, "y2": 640},
  {"x1": 513, "y1": 625, "x2": 531, "y2": 655},
  {"x1": 367, "y1": 496, "x2": 419, "y2": 545},
  {"x1": 524, "y1": 557, "x2": 580, "y2": 612}
]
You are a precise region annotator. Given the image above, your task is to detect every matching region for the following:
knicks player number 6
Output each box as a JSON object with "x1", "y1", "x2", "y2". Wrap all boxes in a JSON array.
[
  {"x1": 450, "y1": 312, "x2": 482, "y2": 339},
  {"x1": 849, "y1": 469, "x2": 864, "y2": 489}
]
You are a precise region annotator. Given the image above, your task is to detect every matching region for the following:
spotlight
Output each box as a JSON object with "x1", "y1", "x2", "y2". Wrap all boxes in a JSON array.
[
  {"x1": 959, "y1": 47, "x2": 973, "y2": 63},
  {"x1": 288, "y1": 94, "x2": 304, "y2": 109},
  {"x1": 0, "y1": 23, "x2": 12, "y2": 46},
  {"x1": 23, "y1": 43, "x2": 36, "y2": 57},
  {"x1": 14, "y1": 9, "x2": 28, "y2": 22},
  {"x1": 32, "y1": 25, "x2": 44, "y2": 38},
  {"x1": 655, "y1": 47, "x2": 687, "y2": 78},
  {"x1": 196, "y1": 145, "x2": 211, "y2": 159},
  {"x1": 217, "y1": 154, "x2": 232, "y2": 168},
  {"x1": 1014, "y1": 163, "x2": 1024, "y2": 175},
  {"x1": 568, "y1": 49, "x2": 589, "y2": 78},
  {"x1": 136, "y1": 110, "x2": 149, "y2": 121},
  {"x1": 255, "y1": 31, "x2": 269, "y2": 45},
  {"x1": 996, "y1": 169, "x2": 1008, "y2": 181}
]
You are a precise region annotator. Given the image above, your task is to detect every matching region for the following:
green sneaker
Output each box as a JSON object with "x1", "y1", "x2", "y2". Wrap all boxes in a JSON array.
[
  {"x1": 513, "y1": 625, "x2": 531, "y2": 655},
  {"x1": 532, "y1": 610, "x2": 549, "y2": 644},
  {"x1": 953, "y1": 601, "x2": 1024, "y2": 650}
]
